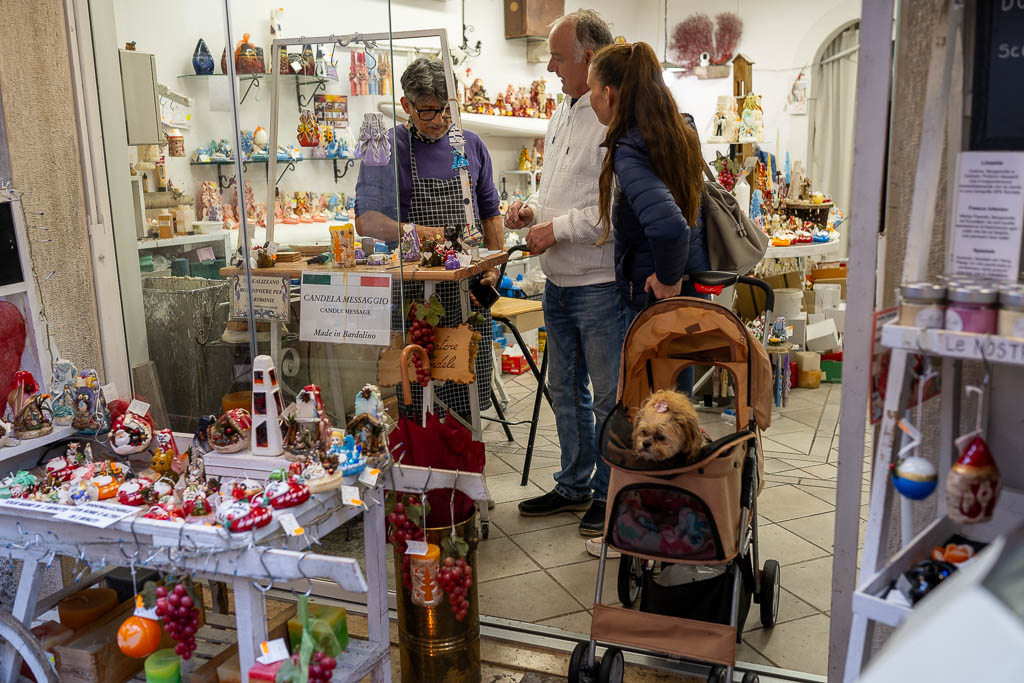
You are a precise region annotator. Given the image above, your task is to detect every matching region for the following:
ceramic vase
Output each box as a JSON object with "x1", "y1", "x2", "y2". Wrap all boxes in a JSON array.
[
  {"x1": 945, "y1": 435, "x2": 1001, "y2": 524},
  {"x1": 192, "y1": 38, "x2": 215, "y2": 75}
]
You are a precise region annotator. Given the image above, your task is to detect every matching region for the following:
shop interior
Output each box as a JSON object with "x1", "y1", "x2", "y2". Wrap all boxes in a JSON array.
[{"x1": 4, "y1": 0, "x2": 1022, "y2": 681}]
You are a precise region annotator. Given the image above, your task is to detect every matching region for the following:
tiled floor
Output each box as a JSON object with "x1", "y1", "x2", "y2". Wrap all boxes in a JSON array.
[{"x1": 472, "y1": 370, "x2": 866, "y2": 678}]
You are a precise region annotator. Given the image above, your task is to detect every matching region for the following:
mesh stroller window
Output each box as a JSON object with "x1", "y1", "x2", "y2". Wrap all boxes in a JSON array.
[{"x1": 609, "y1": 485, "x2": 723, "y2": 561}]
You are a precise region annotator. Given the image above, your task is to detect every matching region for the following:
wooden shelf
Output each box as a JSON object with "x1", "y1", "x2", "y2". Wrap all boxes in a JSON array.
[
  {"x1": 0, "y1": 282, "x2": 28, "y2": 297},
  {"x1": 137, "y1": 232, "x2": 231, "y2": 250},
  {"x1": 0, "y1": 425, "x2": 74, "y2": 463},
  {"x1": 378, "y1": 102, "x2": 549, "y2": 138},
  {"x1": 218, "y1": 250, "x2": 509, "y2": 282},
  {"x1": 763, "y1": 241, "x2": 842, "y2": 258},
  {"x1": 881, "y1": 325, "x2": 1024, "y2": 366}
]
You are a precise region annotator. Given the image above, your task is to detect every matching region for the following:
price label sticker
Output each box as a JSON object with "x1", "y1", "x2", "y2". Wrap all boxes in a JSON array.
[
  {"x1": 133, "y1": 594, "x2": 159, "y2": 620},
  {"x1": 358, "y1": 468, "x2": 380, "y2": 487},
  {"x1": 101, "y1": 383, "x2": 118, "y2": 402},
  {"x1": 258, "y1": 638, "x2": 290, "y2": 665},
  {"x1": 268, "y1": 241, "x2": 280, "y2": 256},
  {"x1": 127, "y1": 399, "x2": 151, "y2": 417},
  {"x1": 405, "y1": 540, "x2": 429, "y2": 556},
  {"x1": 341, "y1": 486, "x2": 362, "y2": 507},
  {"x1": 290, "y1": 59, "x2": 304, "y2": 73},
  {"x1": 278, "y1": 512, "x2": 304, "y2": 536}
]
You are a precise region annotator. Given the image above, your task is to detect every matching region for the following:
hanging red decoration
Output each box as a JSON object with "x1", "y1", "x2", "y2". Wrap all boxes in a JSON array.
[
  {"x1": 670, "y1": 14, "x2": 713, "y2": 74},
  {"x1": 713, "y1": 12, "x2": 743, "y2": 65}
]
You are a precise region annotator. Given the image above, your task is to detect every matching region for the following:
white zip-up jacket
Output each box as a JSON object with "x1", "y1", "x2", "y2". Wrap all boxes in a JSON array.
[{"x1": 524, "y1": 92, "x2": 615, "y2": 287}]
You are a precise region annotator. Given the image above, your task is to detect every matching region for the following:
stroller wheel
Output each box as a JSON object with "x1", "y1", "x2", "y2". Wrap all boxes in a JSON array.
[
  {"x1": 742, "y1": 672, "x2": 760, "y2": 683},
  {"x1": 597, "y1": 646, "x2": 624, "y2": 683},
  {"x1": 760, "y1": 559, "x2": 781, "y2": 627},
  {"x1": 617, "y1": 556, "x2": 644, "y2": 608},
  {"x1": 568, "y1": 641, "x2": 592, "y2": 682},
  {"x1": 707, "y1": 665, "x2": 728, "y2": 683}
]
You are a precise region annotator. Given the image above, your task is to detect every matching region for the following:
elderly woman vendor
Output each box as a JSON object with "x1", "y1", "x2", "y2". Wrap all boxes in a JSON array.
[{"x1": 355, "y1": 57, "x2": 502, "y2": 419}]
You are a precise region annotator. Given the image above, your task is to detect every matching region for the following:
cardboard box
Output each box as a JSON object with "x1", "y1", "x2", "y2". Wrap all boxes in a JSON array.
[
  {"x1": 808, "y1": 312, "x2": 826, "y2": 325},
  {"x1": 735, "y1": 271, "x2": 802, "y2": 320},
  {"x1": 810, "y1": 261, "x2": 848, "y2": 282},
  {"x1": 816, "y1": 277, "x2": 847, "y2": 300},
  {"x1": 806, "y1": 319, "x2": 840, "y2": 354},
  {"x1": 814, "y1": 284, "x2": 843, "y2": 313},
  {"x1": 788, "y1": 312, "x2": 808, "y2": 348},
  {"x1": 501, "y1": 346, "x2": 538, "y2": 375},
  {"x1": 795, "y1": 351, "x2": 821, "y2": 372},
  {"x1": 824, "y1": 303, "x2": 847, "y2": 335},
  {"x1": 821, "y1": 360, "x2": 842, "y2": 383}
]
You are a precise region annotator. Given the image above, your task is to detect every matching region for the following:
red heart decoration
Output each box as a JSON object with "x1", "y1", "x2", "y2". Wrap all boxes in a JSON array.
[{"x1": 0, "y1": 302, "x2": 27, "y2": 403}]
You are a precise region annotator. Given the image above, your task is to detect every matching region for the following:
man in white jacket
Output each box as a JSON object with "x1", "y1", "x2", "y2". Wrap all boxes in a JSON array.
[{"x1": 506, "y1": 10, "x2": 624, "y2": 541}]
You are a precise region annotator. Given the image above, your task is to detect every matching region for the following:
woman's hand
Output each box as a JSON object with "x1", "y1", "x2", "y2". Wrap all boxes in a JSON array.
[{"x1": 644, "y1": 273, "x2": 682, "y2": 300}]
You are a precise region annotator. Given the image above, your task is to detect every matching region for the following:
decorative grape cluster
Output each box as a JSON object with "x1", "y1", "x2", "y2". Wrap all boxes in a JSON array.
[
  {"x1": 155, "y1": 583, "x2": 199, "y2": 659},
  {"x1": 408, "y1": 302, "x2": 437, "y2": 387},
  {"x1": 294, "y1": 650, "x2": 337, "y2": 682},
  {"x1": 717, "y1": 168, "x2": 736, "y2": 192},
  {"x1": 437, "y1": 556, "x2": 473, "y2": 622},
  {"x1": 387, "y1": 497, "x2": 426, "y2": 590}
]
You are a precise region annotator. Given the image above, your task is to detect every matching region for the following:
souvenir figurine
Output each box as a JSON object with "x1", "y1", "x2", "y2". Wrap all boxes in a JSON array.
[
  {"x1": 152, "y1": 429, "x2": 185, "y2": 480},
  {"x1": 46, "y1": 455, "x2": 75, "y2": 484},
  {"x1": 7, "y1": 371, "x2": 53, "y2": 440},
  {"x1": 192, "y1": 415, "x2": 216, "y2": 455},
  {"x1": 71, "y1": 369, "x2": 110, "y2": 436},
  {"x1": 445, "y1": 251, "x2": 460, "y2": 270},
  {"x1": 49, "y1": 358, "x2": 78, "y2": 426},
  {"x1": 282, "y1": 385, "x2": 330, "y2": 458},
  {"x1": 263, "y1": 471, "x2": 311, "y2": 509},
  {"x1": 0, "y1": 419, "x2": 16, "y2": 448},
  {"x1": 251, "y1": 355, "x2": 285, "y2": 456},
  {"x1": 110, "y1": 409, "x2": 153, "y2": 455},
  {"x1": 0, "y1": 470, "x2": 37, "y2": 499},
  {"x1": 338, "y1": 435, "x2": 366, "y2": 476},
  {"x1": 193, "y1": 38, "x2": 215, "y2": 75},
  {"x1": 217, "y1": 497, "x2": 272, "y2": 532},
  {"x1": 353, "y1": 384, "x2": 384, "y2": 421},
  {"x1": 69, "y1": 479, "x2": 98, "y2": 505},
  {"x1": 233, "y1": 33, "x2": 264, "y2": 74},
  {"x1": 517, "y1": 146, "x2": 533, "y2": 171},
  {"x1": 401, "y1": 223, "x2": 421, "y2": 262},
  {"x1": 144, "y1": 503, "x2": 186, "y2": 522},
  {"x1": 946, "y1": 385, "x2": 1001, "y2": 524},
  {"x1": 117, "y1": 476, "x2": 154, "y2": 506},
  {"x1": 355, "y1": 112, "x2": 390, "y2": 166},
  {"x1": 210, "y1": 408, "x2": 252, "y2": 454},
  {"x1": 297, "y1": 110, "x2": 320, "y2": 147},
  {"x1": 252, "y1": 126, "x2": 269, "y2": 159}
]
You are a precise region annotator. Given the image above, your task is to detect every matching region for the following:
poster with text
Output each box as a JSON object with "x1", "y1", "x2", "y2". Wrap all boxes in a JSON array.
[
  {"x1": 951, "y1": 151, "x2": 1024, "y2": 281},
  {"x1": 300, "y1": 272, "x2": 392, "y2": 345},
  {"x1": 230, "y1": 275, "x2": 290, "y2": 321}
]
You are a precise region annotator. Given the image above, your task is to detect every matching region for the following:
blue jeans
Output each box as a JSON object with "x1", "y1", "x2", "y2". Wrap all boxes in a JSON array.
[{"x1": 544, "y1": 281, "x2": 629, "y2": 502}]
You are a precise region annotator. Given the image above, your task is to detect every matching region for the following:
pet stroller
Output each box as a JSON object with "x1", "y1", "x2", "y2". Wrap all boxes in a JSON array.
[{"x1": 568, "y1": 273, "x2": 778, "y2": 683}]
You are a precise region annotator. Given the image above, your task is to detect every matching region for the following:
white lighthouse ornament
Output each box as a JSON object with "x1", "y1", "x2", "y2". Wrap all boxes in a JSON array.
[{"x1": 251, "y1": 355, "x2": 285, "y2": 455}]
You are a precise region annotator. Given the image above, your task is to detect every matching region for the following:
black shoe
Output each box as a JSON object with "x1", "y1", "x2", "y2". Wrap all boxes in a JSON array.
[
  {"x1": 578, "y1": 501, "x2": 606, "y2": 537},
  {"x1": 518, "y1": 490, "x2": 592, "y2": 516}
]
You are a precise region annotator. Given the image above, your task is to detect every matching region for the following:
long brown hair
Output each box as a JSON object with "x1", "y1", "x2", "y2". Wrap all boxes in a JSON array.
[{"x1": 592, "y1": 42, "x2": 704, "y2": 245}]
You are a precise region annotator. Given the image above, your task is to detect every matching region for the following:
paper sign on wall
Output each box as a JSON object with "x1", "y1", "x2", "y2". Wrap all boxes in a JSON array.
[
  {"x1": 951, "y1": 151, "x2": 1024, "y2": 281},
  {"x1": 299, "y1": 272, "x2": 392, "y2": 345},
  {"x1": 230, "y1": 275, "x2": 290, "y2": 321}
]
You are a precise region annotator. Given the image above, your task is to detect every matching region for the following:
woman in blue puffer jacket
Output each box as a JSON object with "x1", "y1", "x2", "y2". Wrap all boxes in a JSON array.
[{"x1": 587, "y1": 41, "x2": 709, "y2": 313}]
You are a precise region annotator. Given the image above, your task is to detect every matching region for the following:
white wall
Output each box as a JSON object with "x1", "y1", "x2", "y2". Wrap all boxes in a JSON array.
[{"x1": 111, "y1": 0, "x2": 858, "y2": 212}]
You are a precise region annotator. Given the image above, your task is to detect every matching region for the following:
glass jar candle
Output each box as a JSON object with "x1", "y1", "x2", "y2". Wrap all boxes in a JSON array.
[
  {"x1": 899, "y1": 282, "x2": 946, "y2": 327},
  {"x1": 998, "y1": 285, "x2": 1024, "y2": 338},
  {"x1": 409, "y1": 543, "x2": 443, "y2": 607},
  {"x1": 945, "y1": 285, "x2": 998, "y2": 333}
]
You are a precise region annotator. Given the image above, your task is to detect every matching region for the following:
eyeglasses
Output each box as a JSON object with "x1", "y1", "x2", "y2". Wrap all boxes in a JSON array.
[{"x1": 412, "y1": 103, "x2": 452, "y2": 121}]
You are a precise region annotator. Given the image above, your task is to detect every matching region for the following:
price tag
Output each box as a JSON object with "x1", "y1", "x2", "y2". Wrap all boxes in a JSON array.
[
  {"x1": 198, "y1": 153, "x2": 211, "y2": 163},
  {"x1": 127, "y1": 399, "x2": 151, "y2": 417},
  {"x1": 195, "y1": 246, "x2": 216, "y2": 262},
  {"x1": 258, "y1": 638, "x2": 290, "y2": 665},
  {"x1": 405, "y1": 540, "x2": 429, "y2": 556},
  {"x1": 101, "y1": 383, "x2": 118, "y2": 403},
  {"x1": 290, "y1": 59, "x2": 303, "y2": 73},
  {"x1": 278, "y1": 512, "x2": 304, "y2": 537},
  {"x1": 341, "y1": 486, "x2": 362, "y2": 507},
  {"x1": 358, "y1": 468, "x2": 380, "y2": 487},
  {"x1": 133, "y1": 594, "x2": 159, "y2": 620},
  {"x1": 268, "y1": 241, "x2": 280, "y2": 256}
]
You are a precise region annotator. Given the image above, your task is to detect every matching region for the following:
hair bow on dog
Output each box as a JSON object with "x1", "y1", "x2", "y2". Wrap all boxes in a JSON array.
[{"x1": 654, "y1": 401, "x2": 669, "y2": 413}]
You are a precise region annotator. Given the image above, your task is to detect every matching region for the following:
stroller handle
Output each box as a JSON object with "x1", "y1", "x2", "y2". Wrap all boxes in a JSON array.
[
  {"x1": 641, "y1": 271, "x2": 776, "y2": 319},
  {"x1": 499, "y1": 244, "x2": 530, "y2": 281}
]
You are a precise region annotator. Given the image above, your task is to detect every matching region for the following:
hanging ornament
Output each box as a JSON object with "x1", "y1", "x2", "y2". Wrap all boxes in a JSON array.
[
  {"x1": 890, "y1": 364, "x2": 938, "y2": 500},
  {"x1": 946, "y1": 379, "x2": 1001, "y2": 524},
  {"x1": 296, "y1": 110, "x2": 320, "y2": 147}
]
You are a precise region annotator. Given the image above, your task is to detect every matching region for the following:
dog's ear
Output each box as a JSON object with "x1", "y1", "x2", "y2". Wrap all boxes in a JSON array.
[{"x1": 680, "y1": 414, "x2": 705, "y2": 460}]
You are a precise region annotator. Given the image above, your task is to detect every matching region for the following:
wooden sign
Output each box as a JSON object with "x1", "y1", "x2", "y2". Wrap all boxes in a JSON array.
[
  {"x1": 429, "y1": 324, "x2": 479, "y2": 385},
  {"x1": 376, "y1": 334, "x2": 412, "y2": 388}
]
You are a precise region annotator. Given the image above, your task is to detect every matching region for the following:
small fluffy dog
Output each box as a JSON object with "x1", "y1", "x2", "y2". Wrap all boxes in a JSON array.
[{"x1": 632, "y1": 390, "x2": 705, "y2": 465}]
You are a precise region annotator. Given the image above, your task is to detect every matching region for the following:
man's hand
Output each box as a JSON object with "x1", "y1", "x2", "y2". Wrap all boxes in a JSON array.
[
  {"x1": 644, "y1": 273, "x2": 682, "y2": 300},
  {"x1": 504, "y1": 201, "x2": 534, "y2": 230},
  {"x1": 470, "y1": 268, "x2": 500, "y2": 307},
  {"x1": 525, "y1": 221, "x2": 556, "y2": 254}
]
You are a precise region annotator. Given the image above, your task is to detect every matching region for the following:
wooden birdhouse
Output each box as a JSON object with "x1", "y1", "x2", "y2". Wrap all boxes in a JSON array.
[
  {"x1": 732, "y1": 54, "x2": 755, "y2": 97},
  {"x1": 504, "y1": 0, "x2": 565, "y2": 39}
]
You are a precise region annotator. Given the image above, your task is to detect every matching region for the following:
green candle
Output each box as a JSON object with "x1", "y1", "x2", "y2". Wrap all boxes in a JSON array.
[{"x1": 144, "y1": 648, "x2": 181, "y2": 683}]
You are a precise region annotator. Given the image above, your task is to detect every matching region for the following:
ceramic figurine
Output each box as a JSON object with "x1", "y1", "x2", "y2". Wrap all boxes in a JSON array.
[
  {"x1": 151, "y1": 429, "x2": 184, "y2": 480},
  {"x1": 110, "y1": 409, "x2": 153, "y2": 455},
  {"x1": 0, "y1": 470, "x2": 37, "y2": 499},
  {"x1": 49, "y1": 358, "x2": 78, "y2": 426},
  {"x1": 445, "y1": 251, "x2": 460, "y2": 270},
  {"x1": 233, "y1": 33, "x2": 264, "y2": 74},
  {"x1": 263, "y1": 473, "x2": 311, "y2": 509},
  {"x1": 891, "y1": 456, "x2": 938, "y2": 500},
  {"x1": 347, "y1": 413, "x2": 385, "y2": 458},
  {"x1": 0, "y1": 418, "x2": 16, "y2": 448},
  {"x1": 251, "y1": 355, "x2": 285, "y2": 456},
  {"x1": 7, "y1": 371, "x2": 53, "y2": 440},
  {"x1": 117, "y1": 476, "x2": 153, "y2": 506},
  {"x1": 338, "y1": 434, "x2": 366, "y2": 476},
  {"x1": 401, "y1": 223, "x2": 421, "y2": 262},
  {"x1": 71, "y1": 369, "x2": 110, "y2": 436},
  {"x1": 282, "y1": 384, "x2": 330, "y2": 458},
  {"x1": 192, "y1": 38, "x2": 215, "y2": 75},
  {"x1": 946, "y1": 385, "x2": 1001, "y2": 524},
  {"x1": 300, "y1": 43, "x2": 315, "y2": 75},
  {"x1": 209, "y1": 409, "x2": 252, "y2": 454},
  {"x1": 355, "y1": 113, "x2": 390, "y2": 166},
  {"x1": 443, "y1": 225, "x2": 464, "y2": 253},
  {"x1": 217, "y1": 497, "x2": 272, "y2": 532},
  {"x1": 297, "y1": 110, "x2": 320, "y2": 147}
]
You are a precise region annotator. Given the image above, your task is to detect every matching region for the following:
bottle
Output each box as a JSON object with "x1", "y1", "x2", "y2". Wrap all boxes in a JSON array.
[{"x1": 733, "y1": 172, "x2": 752, "y2": 217}]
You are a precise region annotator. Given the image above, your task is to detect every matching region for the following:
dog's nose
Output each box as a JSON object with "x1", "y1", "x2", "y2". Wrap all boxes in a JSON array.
[{"x1": 642, "y1": 439, "x2": 651, "y2": 449}]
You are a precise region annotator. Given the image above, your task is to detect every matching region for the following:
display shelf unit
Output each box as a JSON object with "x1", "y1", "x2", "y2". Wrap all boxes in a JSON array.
[
  {"x1": 137, "y1": 230, "x2": 232, "y2": 251},
  {"x1": 378, "y1": 101, "x2": 549, "y2": 138},
  {"x1": 880, "y1": 324, "x2": 1024, "y2": 365},
  {"x1": 191, "y1": 156, "x2": 359, "y2": 189},
  {"x1": 177, "y1": 72, "x2": 329, "y2": 105},
  {"x1": 763, "y1": 240, "x2": 842, "y2": 259},
  {"x1": 0, "y1": 426, "x2": 74, "y2": 466},
  {"x1": 0, "y1": 282, "x2": 28, "y2": 297}
]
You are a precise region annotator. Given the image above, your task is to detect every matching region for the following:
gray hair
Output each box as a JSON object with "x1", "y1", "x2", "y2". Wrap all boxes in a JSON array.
[
  {"x1": 400, "y1": 57, "x2": 447, "y2": 103},
  {"x1": 556, "y1": 9, "x2": 614, "y2": 62}
]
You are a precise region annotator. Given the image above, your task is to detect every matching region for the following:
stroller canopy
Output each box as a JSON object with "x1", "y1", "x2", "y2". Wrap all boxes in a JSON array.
[{"x1": 617, "y1": 298, "x2": 772, "y2": 431}]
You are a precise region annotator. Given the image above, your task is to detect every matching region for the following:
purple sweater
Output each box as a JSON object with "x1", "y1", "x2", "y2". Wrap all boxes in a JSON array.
[{"x1": 354, "y1": 124, "x2": 500, "y2": 224}]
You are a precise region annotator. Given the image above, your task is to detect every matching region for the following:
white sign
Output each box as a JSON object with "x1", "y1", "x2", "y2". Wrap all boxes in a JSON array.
[
  {"x1": 0, "y1": 499, "x2": 68, "y2": 515},
  {"x1": 951, "y1": 151, "x2": 1024, "y2": 281},
  {"x1": 277, "y1": 512, "x2": 304, "y2": 537},
  {"x1": 54, "y1": 501, "x2": 139, "y2": 528},
  {"x1": 404, "y1": 540, "x2": 429, "y2": 556},
  {"x1": 299, "y1": 272, "x2": 392, "y2": 345},
  {"x1": 127, "y1": 399, "x2": 151, "y2": 417},
  {"x1": 231, "y1": 275, "x2": 290, "y2": 322},
  {"x1": 258, "y1": 638, "x2": 290, "y2": 665}
]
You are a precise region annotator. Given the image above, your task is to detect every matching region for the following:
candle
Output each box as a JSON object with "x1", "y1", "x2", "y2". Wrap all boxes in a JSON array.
[{"x1": 144, "y1": 649, "x2": 181, "y2": 683}]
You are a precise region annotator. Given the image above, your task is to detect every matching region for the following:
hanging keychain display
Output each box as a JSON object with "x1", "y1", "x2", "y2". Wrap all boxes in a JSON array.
[
  {"x1": 946, "y1": 359, "x2": 1002, "y2": 524},
  {"x1": 890, "y1": 361, "x2": 939, "y2": 500}
]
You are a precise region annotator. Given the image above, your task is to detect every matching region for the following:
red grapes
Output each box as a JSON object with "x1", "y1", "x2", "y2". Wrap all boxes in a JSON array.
[
  {"x1": 294, "y1": 650, "x2": 337, "y2": 682},
  {"x1": 718, "y1": 169, "x2": 736, "y2": 192},
  {"x1": 437, "y1": 556, "x2": 473, "y2": 622},
  {"x1": 387, "y1": 497, "x2": 426, "y2": 590},
  {"x1": 154, "y1": 583, "x2": 200, "y2": 659},
  {"x1": 408, "y1": 319, "x2": 435, "y2": 387}
]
